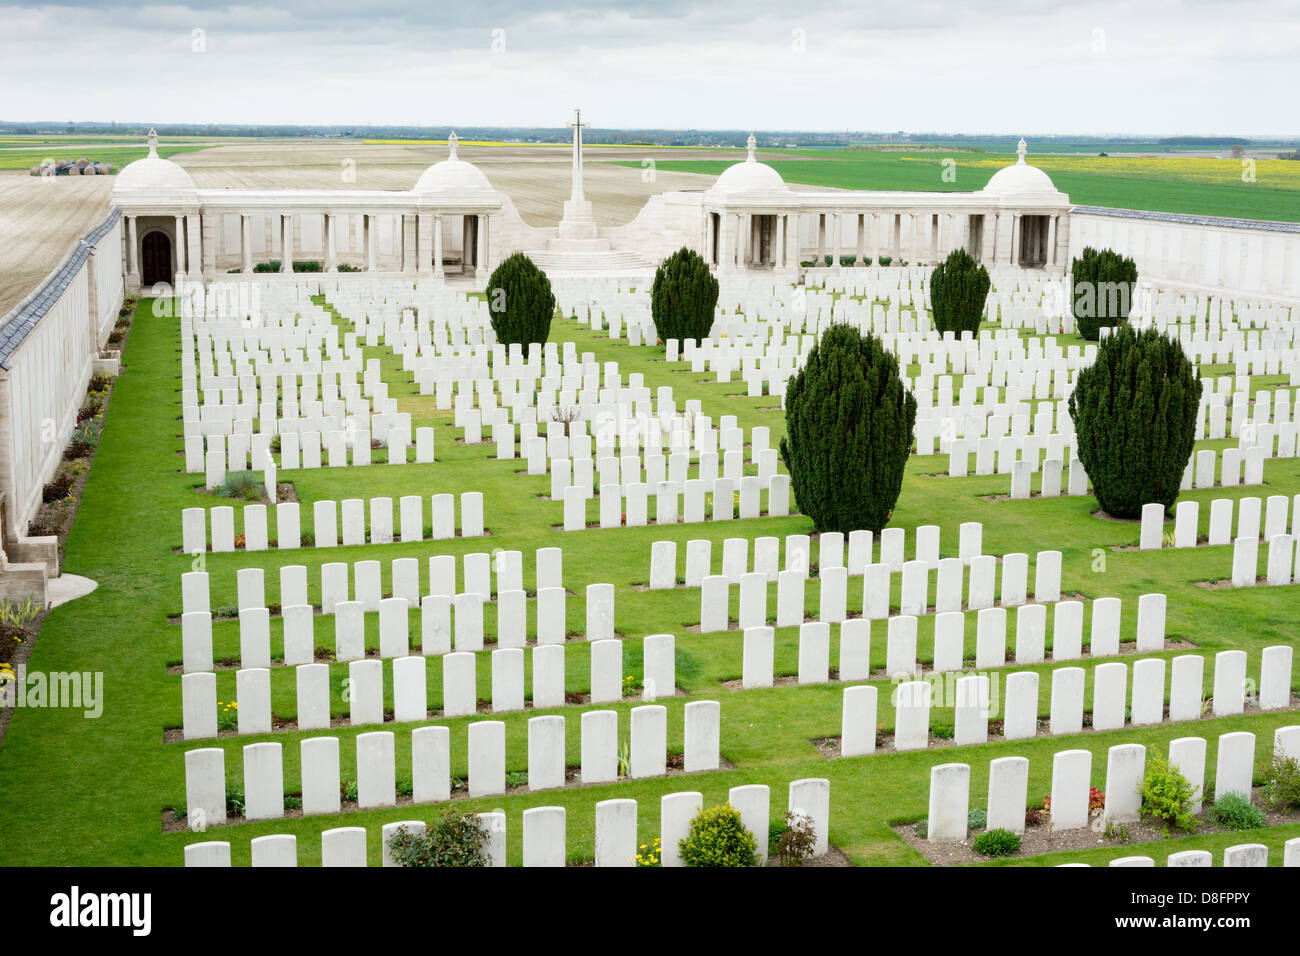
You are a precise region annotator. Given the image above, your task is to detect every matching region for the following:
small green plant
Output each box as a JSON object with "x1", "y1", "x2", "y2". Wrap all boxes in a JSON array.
[
  {"x1": 678, "y1": 803, "x2": 759, "y2": 867},
  {"x1": 283, "y1": 795, "x2": 302, "y2": 811},
  {"x1": 931, "y1": 723, "x2": 955, "y2": 740},
  {"x1": 616, "y1": 739, "x2": 631, "y2": 779},
  {"x1": 972, "y1": 828, "x2": 1021, "y2": 857},
  {"x1": 387, "y1": 807, "x2": 491, "y2": 867},
  {"x1": 214, "y1": 472, "x2": 265, "y2": 501},
  {"x1": 1206, "y1": 792, "x2": 1266, "y2": 830},
  {"x1": 1260, "y1": 753, "x2": 1300, "y2": 811},
  {"x1": 823, "y1": 255, "x2": 833, "y2": 266},
  {"x1": 341, "y1": 779, "x2": 359, "y2": 802},
  {"x1": 967, "y1": 808, "x2": 987, "y2": 829},
  {"x1": 1104, "y1": 820, "x2": 1131, "y2": 843},
  {"x1": 774, "y1": 811, "x2": 818, "y2": 866},
  {"x1": 911, "y1": 820, "x2": 928, "y2": 839},
  {"x1": 505, "y1": 770, "x2": 529, "y2": 789},
  {"x1": 878, "y1": 255, "x2": 892, "y2": 266},
  {"x1": 215, "y1": 700, "x2": 238, "y2": 732},
  {"x1": 225, "y1": 783, "x2": 245, "y2": 817},
  {"x1": 1138, "y1": 751, "x2": 1199, "y2": 835},
  {"x1": 633, "y1": 837, "x2": 662, "y2": 866}
]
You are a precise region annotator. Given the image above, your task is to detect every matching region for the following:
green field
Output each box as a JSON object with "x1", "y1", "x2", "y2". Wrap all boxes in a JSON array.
[
  {"x1": 614, "y1": 150, "x2": 1300, "y2": 223},
  {"x1": 0, "y1": 291, "x2": 1296, "y2": 868},
  {"x1": 0, "y1": 144, "x2": 211, "y2": 172}
]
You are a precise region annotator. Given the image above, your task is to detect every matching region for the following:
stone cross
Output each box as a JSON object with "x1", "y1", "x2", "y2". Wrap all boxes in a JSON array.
[
  {"x1": 746, "y1": 133, "x2": 756, "y2": 162},
  {"x1": 1016, "y1": 137, "x2": 1027, "y2": 164},
  {"x1": 147, "y1": 127, "x2": 158, "y2": 158},
  {"x1": 447, "y1": 130, "x2": 459, "y2": 159},
  {"x1": 567, "y1": 108, "x2": 589, "y2": 202}
]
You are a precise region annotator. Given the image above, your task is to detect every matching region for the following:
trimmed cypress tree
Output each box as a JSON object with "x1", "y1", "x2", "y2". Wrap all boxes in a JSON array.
[
  {"x1": 486, "y1": 252, "x2": 555, "y2": 346},
  {"x1": 779, "y1": 325, "x2": 917, "y2": 533},
  {"x1": 929, "y1": 248, "x2": 990, "y2": 335},
  {"x1": 651, "y1": 247, "x2": 719, "y2": 344},
  {"x1": 1071, "y1": 246, "x2": 1138, "y2": 340},
  {"x1": 1068, "y1": 325, "x2": 1201, "y2": 518}
]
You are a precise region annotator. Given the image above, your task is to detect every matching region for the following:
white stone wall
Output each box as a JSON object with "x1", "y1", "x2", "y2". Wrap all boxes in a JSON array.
[
  {"x1": 91, "y1": 217, "x2": 124, "y2": 345},
  {"x1": 603, "y1": 192, "x2": 705, "y2": 261},
  {"x1": 1, "y1": 272, "x2": 94, "y2": 535},
  {"x1": 1069, "y1": 210, "x2": 1300, "y2": 301}
]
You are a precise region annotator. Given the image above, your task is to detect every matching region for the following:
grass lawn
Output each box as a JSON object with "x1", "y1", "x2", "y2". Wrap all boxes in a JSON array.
[
  {"x1": 611, "y1": 150, "x2": 1300, "y2": 223},
  {"x1": 0, "y1": 292, "x2": 1296, "y2": 867}
]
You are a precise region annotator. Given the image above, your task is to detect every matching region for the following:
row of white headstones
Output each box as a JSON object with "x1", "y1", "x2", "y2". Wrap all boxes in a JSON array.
[{"x1": 184, "y1": 776, "x2": 831, "y2": 867}]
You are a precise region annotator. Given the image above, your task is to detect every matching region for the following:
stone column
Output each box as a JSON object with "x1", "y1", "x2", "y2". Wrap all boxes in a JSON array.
[
  {"x1": 433, "y1": 214, "x2": 444, "y2": 278},
  {"x1": 1009, "y1": 214, "x2": 1020, "y2": 267},
  {"x1": 1046, "y1": 215, "x2": 1058, "y2": 268},
  {"x1": 364, "y1": 214, "x2": 375, "y2": 271},
  {"x1": 831, "y1": 212, "x2": 842, "y2": 270},
  {"x1": 241, "y1": 215, "x2": 253, "y2": 273},
  {"x1": 324, "y1": 214, "x2": 337, "y2": 271},
  {"x1": 174, "y1": 215, "x2": 187, "y2": 276},
  {"x1": 417, "y1": 213, "x2": 432, "y2": 274},
  {"x1": 187, "y1": 213, "x2": 202, "y2": 279},
  {"x1": 855, "y1": 214, "x2": 864, "y2": 262},
  {"x1": 816, "y1": 214, "x2": 825, "y2": 264},
  {"x1": 774, "y1": 213, "x2": 786, "y2": 270},
  {"x1": 126, "y1": 215, "x2": 139, "y2": 284},
  {"x1": 280, "y1": 215, "x2": 292, "y2": 273},
  {"x1": 476, "y1": 214, "x2": 488, "y2": 281},
  {"x1": 719, "y1": 215, "x2": 733, "y2": 273},
  {"x1": 402, "y1": 214, "x2": 416, "y2": 274}
]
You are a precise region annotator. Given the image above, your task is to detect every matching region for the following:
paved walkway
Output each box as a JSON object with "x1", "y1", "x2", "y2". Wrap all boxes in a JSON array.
[{"x1": 46, "y1": 574, "x2": 97, "y2": 608}]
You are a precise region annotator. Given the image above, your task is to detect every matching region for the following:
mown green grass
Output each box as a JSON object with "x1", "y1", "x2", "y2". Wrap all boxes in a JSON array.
[
  {"x1": 0, "y1": 294, "x2": 1295, "y2": 867},
  {"x1": 613, "y1": 150, "x2": 1300, "y2": 223}
]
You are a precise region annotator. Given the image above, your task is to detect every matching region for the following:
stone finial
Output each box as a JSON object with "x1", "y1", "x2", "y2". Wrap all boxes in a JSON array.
[
  {"x1": 1017, "y1": 137, "x2": 1027, "y2": 164},
  {"x1": 147, "y1": 128, "x2": 158, "y2": 157},
  {"x1": 746, "y1": 133, "x2": 757, "y2": 162},
  {"x1": 447, "y1": 131, "x2": 458, "y2": 159}
]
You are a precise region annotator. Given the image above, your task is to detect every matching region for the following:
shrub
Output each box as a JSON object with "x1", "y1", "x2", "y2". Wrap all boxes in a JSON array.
[
  {"x1": 215, "y1": 472, "x2": 264, "y2": 501},
  {"x1": 878, "y1": 255, "x2": 892, "y2": 266},
  {"x1": 972, "y1": 828, "x2": 1020, "y2": 857},
  {"x1": 387, "y1": 807, "x2": 491, "y2": 867},
  {"x1": 42, "y1": 473, "x2": 74, "y2": 503},
  {"x1": 780, "y1": 325, "x2": 916, "y2": 532},
  {"x1": 774, "y1": 811, "x2": 817, "y2": 866},
  {"x1": 823, "y1": 255, "x2": 833, "y2": 266},
  {"x1": 1138, "y1": 751, "x2": 1199, "y2": 835},
  {"x1": 337, "y1": 263, "x2": 362, "y2": 272},
  {"x1": 862, "y1": 256, "x2": 873, "y2": 266},
  {"x1": 486, "y1": 252, "x2": 555, "y2": 347},
  {"x1": 1068, "y1": 326, "x2": 1201, "y2": 518},
  {"x1": 1206, "y1": 792, "x2": 1265, "y2": 830},
  {"x1": 1071, "y1": 246, "x2": 1138, "y2": 340},
  {"x1": 929, "y1": 248, "x2": 990, "y2": 336},
  {"x1": 1260, "y1": 753, "x2": 1300, "y2": 811},
  {"x1": 678, "y1": 803, "x2": 759, "y2": 867},
  {"x1": 839, "y1": 255, "x2": 857, "y2": 266},
  {"x1": 650, "y1": 247, "x2": 718, "y2": 345}
]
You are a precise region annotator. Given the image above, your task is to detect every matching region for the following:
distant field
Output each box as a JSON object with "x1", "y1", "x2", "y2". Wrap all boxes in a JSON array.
[
  {"x1": 0, "y1": 144, "x2": 211, "y2": 171},
  {"x1": 612, "y1": 150, "x2": 1300, "y2": 223}
]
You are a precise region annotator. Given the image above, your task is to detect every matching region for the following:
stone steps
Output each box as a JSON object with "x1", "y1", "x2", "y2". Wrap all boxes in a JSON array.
[{"x1": 523, "y1": 249, "x2": 657, "y2": 276}]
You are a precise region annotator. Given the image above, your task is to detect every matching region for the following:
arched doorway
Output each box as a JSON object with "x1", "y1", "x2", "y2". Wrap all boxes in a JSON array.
[{"x1": 141, "y1": 231, "x2": 172, "y2": 286}]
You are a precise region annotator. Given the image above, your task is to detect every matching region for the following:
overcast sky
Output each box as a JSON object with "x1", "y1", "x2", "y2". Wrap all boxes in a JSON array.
[{"x1": 1, "y1": 0, "x2": 1295, "y2": 135}]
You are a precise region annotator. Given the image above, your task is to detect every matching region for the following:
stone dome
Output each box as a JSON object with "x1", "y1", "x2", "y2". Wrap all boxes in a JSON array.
[
  {"x1": 413, "y1": 132, "x2": 494, "y2": 194},
  {"x1": 112, "y1": 130, "x2": 198, "y2": 198},
  {"x1": 707, "y1": 134, "x2": 791, "y2": 199},
  {"x1": 981, "y1": 139, "x2": 1064, "y2": 200}
]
